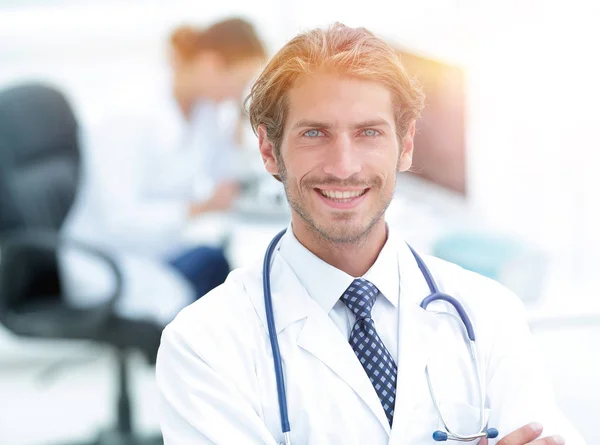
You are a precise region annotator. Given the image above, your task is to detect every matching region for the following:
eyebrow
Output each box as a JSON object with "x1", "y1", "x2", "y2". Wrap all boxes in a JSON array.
[
  {"x1": 352, "y1": 119, "x2": 391, "y2": 129},
  {"x1": 291, "y1": 118, "x2": 392, "y2": 131},
  {"x1": 291, "y1": 120, "x2": 331, "y2": 131}
]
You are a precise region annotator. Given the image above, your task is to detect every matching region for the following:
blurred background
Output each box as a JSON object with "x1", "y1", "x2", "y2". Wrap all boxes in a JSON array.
[{"x1": 0, "y1": 0, "x2": 599, "y2": 444}]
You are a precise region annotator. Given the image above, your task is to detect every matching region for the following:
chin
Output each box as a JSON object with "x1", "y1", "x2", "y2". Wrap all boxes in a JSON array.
[{"x1": 314, "y1": 220, "x2": 372, "y2": 244}]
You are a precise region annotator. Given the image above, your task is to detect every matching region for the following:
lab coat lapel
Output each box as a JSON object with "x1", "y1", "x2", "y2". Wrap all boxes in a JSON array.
[
  {"x1": 246, "y1": 250, "x2": 391, "y2": 434},
  {"x1": 390, "y1": 243, "x2": 441, "y2": 444},
  {"x1": 245, "y1": 253, "x2": 310, "y2": 334},
  {"x1": 297, "y1": 301, "x2": 392, "y2": 435}
]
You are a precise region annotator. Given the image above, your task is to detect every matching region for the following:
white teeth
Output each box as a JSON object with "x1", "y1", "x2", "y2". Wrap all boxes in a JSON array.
[{"x1": 320, "y1": 189, "x2": 365, "y2": 200}]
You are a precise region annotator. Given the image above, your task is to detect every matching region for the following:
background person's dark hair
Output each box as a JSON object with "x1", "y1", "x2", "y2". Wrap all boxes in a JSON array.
[{"x1": 170, "y1": 18, "x2": 266, "y2": 66}]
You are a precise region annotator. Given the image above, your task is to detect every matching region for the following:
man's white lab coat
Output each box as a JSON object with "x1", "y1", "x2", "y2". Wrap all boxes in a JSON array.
[{"x1": 156, "y1": 235, "x2": 584, "y2": 444}]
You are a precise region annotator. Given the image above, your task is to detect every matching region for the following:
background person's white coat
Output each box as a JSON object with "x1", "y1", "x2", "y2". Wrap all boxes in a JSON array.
[{"x1": 59, "y1": 89, "x2": 240, "y2": 325}]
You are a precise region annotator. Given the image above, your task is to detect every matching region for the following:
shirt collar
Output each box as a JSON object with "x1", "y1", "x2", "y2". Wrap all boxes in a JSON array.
[{"x1": 278, "y1": 224, "x2": 400, "y2": 315}]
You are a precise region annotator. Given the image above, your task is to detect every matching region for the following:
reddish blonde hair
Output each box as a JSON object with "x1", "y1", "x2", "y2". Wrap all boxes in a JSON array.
[
  {"x1": 246, "y1": 23, "x2": 425, "y2": 155},
  {"x1": 170, "y1": 18, "x2": 266, "y2": 66}
]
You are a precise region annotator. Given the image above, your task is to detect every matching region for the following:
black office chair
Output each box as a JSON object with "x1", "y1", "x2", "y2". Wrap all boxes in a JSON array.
[{"x1": 0, "y1": 83, "x2": 163, "y2": 445}]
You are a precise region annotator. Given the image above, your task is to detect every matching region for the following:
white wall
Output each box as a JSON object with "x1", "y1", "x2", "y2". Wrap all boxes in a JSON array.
[
  {"x1": 0, "y1": 0, "x2": 287, "y2": 126},
  {"x1": 3, "y1": 0, "x2": 600, "y2": 291},
  {"x1": 281, "y1": 0, "x2": 474, "y2": 66},
  {"x1": 467, "y1": 1, "x2": 600, "y2": 297}
]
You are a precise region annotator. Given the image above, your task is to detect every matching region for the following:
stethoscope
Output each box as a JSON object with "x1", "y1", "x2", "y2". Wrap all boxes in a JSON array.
[{"x1": 263, "y1": 229, "x2": 499, "y2": 444}]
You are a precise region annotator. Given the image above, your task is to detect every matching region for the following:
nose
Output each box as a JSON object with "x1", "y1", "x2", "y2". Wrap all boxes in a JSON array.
[{"x1": 322, "y1": 134, "x2": 362, "y2": 179}]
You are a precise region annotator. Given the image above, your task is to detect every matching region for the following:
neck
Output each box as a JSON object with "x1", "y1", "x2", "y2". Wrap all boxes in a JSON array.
[
  {"x1": 291, "y1": 218, "x2": 388, "y2": 277},
  {"x1": 172, "y1": 83, "x2": 194, "y2": 120}
]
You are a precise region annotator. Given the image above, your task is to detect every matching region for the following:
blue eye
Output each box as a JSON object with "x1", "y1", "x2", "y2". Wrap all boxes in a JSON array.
[
  {"x1": 362, "y1": 129, "x2": 380, "y2": 137},
  {"x1": 304, "y1": 129, "x2": 324, "y2": 137}
]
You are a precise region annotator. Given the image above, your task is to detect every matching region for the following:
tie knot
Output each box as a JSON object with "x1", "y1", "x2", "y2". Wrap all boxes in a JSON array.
[{"x1": 340, "y1": 278, "x2": 379, "y2": 320}]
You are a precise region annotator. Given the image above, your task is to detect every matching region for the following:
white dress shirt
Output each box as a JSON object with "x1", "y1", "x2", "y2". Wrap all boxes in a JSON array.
[{"x1": 278, "y1": 226, "x2": 400, "y2": 362}]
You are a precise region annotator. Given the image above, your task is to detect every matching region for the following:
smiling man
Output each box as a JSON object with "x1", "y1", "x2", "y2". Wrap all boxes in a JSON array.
[
  {"x1": 156, "y1": 23, "x2": 584, "y2": 445},
  {"x1": 267, "y1": 72, "x2": 412, "y2": 276}
]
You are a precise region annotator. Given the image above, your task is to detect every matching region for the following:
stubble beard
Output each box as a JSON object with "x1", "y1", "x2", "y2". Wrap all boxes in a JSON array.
[{"x1": 276, "y1": 154, "x2": 394, "y2": 247}]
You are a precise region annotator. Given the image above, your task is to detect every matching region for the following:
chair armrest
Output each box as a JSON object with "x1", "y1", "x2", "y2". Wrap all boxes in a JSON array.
[{"x1": 0, "y1": 229, "x2": 124, "y2": 313}]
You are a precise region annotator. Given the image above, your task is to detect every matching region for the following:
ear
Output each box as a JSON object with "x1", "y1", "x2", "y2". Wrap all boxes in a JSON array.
[
  {"x1": 398, "y1": 120, "x2": 416, "y2": 173},
  {"x1": 258, "y1": 126, "x2": 280, "y2": 176}
]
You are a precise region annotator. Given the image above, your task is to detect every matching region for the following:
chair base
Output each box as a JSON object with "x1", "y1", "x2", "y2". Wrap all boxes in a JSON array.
[
  {"x1": 57, "y1": 430, "x2": 162, "y2": 445},
  {"x1": 94, "y1": 430, "x2": 163, "y2": 445}
]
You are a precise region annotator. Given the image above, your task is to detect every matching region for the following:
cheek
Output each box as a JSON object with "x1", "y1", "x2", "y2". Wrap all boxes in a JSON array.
[
  {"x1": 287, "y1": 137, "x2": 331, "y2": 164},
  {"x1": 232, "y1": 79, "x2": 251, "y2": 98},
  {"x1": 362, "y1": 151, "x2": 397, "y2": 179},
  {"x1": 217, "y1": 81, "x2": 238, "y2": 100},
  {"x1": 190, "y1": 64, "x2": 208, "y2": 87},
  {"x1": 377, "y1": 147, "x2": 401, "y2": 179},
  {"x1": 284, "y1": 149, "x2": 320, "y2": 182}
]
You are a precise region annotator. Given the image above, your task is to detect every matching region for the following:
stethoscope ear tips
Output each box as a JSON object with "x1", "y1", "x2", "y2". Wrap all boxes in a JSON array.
[
  {"x1": 485, "y1": 428, "x2": 499, "y2": 439},
  {"x1": 432, "y1": 430, "x2": 448, "y2": 441}
]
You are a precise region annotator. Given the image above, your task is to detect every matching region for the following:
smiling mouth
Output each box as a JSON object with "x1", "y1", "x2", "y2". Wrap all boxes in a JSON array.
[{"x1": 317, "y1": 188, "x2": 368, "y2": 203}]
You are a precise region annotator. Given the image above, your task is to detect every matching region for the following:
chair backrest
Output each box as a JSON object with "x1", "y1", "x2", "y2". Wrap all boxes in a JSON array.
[
  {"x1": 0, "y1": 83, "x2": 81, "y2": 305},
  {"x1": 0, "y1": 83, "x2": 80, "y2": 234}
]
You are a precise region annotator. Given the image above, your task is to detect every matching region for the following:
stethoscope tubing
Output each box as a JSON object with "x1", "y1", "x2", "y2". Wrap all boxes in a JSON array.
[{"x1": 262, "y1": 229, "x2": 496, "y2": 444}]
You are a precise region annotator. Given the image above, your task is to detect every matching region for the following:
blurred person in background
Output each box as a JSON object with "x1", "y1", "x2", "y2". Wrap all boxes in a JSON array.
[{"x1": 59, "y1": 18, "x2": 266, "y2": 325}]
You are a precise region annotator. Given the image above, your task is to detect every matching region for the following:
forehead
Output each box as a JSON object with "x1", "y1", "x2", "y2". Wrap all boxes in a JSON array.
[{"x1": 285, "y1": 73, "x2": 394, "y2": 128}]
